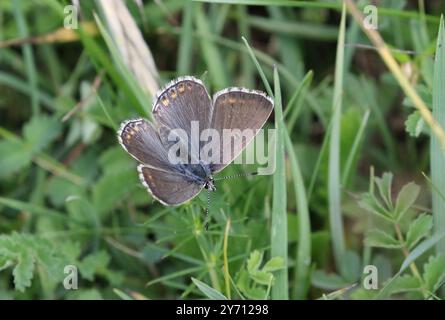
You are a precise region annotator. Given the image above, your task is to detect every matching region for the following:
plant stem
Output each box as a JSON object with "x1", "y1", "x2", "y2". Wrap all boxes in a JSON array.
[
  {"x1": 394, "y1": 223, "x2": 428, "y2": 298},
  {"x1": 223, "y1": 218, "x2": 231, "y2": 299}
]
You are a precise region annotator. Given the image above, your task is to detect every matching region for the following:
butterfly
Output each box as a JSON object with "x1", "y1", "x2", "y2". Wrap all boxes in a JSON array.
[{"x1": 118, "y1": 76, "x2": 273, "y2": 207}]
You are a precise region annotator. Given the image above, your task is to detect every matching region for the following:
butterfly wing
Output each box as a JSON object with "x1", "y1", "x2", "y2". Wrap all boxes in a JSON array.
[
  {"x1": 152, "y1": 76, "x2": 213, "y2": 162},
  {"x1": 118, "y1": 118, "x2": 203, "y2": 205},
  {"x1": 138, "y1": 165, "x2": 203, "y2": 205},
  {"x1": 209, "y1": 88, "x2": 273, "y2": 173},
  {"x1": 118, "y1": 118, "x2": 174, "y2": 171}
]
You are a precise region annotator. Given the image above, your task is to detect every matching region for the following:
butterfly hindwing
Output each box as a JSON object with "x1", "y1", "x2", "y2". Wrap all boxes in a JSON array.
[{"x1": 138, "y1": 164, "x2": 203, "y2": 205}]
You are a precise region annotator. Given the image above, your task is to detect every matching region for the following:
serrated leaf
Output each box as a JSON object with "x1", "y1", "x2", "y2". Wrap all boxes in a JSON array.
[
  {"x1": 0, "y1": 233, "x2": 68, "y2": 292},
  {"x1": 0, "y1": 256, "x2": 13, "y2": 271},
  {"x1": 0, "y1": 139, "x2": 32, "y2": 178},
  {"x1": 236, "y1": 268, "x2": 250, "y2": 294},
  {"x1": 389, "y1": 275, "x2": 421, "y2": 294},
  {"x1": 405, "y1": 111, "x2": 425, "y2": 137},
  {"x1": 262, "y1": 256, "x2": 285, "y2": 272},
  {"x1": 13, "y1": 249, "x2": 35, "y2": 292},
  {"x1": 365, "y1": 230, "x2": 401, "y2": 249},
  {"x1": 423, "y1": 255, "x2": 445, "y2": 293},
  {"x1": 375, "y1": 172, "x2": 393, "y2": 210},
  {"x1": 358, "y1": 193, "x2": 393, "y2": 222},
  {"x1": 23, "y1": 115, "x2": 62, "y2": 153},
  {"x1": 394, "y1": 182, "x2": 420, "y2": 222},
  {"x1": 250, "y1": 270, "x2": 273, "y2": 285},
  {"x1": 247, "y1": 250, "x2": 263, "y2": 274},
  {"x1": 191, "y1": 278, "x2": 227, "y2": 300},
  {"x1": 406, "y1": 214, "x2": 433, "y2": 249}
]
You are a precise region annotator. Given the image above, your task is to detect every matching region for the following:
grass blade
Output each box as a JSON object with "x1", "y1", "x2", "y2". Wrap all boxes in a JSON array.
[
  {"x1": 431, "y1": 16, "x2": 445, "y2": 254},
  {"x1": 328, "y1": 3, "x2": 346, "y2": 273},
  {"x1": 93, "y1": 13, "x2": 150, "y2": 118},
  {"x1": 223, "y1": 218, "x2": 231, "y2": 299},
  {"x1": 13, "y1": 0, "x2": 39, "y2": 116},
  {"x1": 283, "y1": 70, "x2": 313, "y2": 133},
  {"x1": 177, "y1": 1, "x2": 194, "y2": 75},
  {"x1": 192, "y1": 278, "x2": 228, "y2": 300},
  {"x1": 271, "y1": 66, "x2": 288, "y2": 300},
  {"x1": 341, "y1": 109, "x2": 370, "y2": 187},
  {"x1": 285, "y1": 130, "x2": 311, "y2": 299},
  {"x1": 241, "y1": 36, "x2": 273, "y2": 96},
  {"x1": 195, "y1": 4, "x2": 228, "y2": 89}
]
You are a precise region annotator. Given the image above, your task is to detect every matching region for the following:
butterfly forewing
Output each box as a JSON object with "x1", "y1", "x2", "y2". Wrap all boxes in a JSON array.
[
  {"x1": 208, "y1": 89, "x2": 273, "y2": 173},
  {"x1": 118, "y1": 118, "x2": 174, "y2": 172},
  {"x1": 153, "y1": 76, "x2": 213, "y2": 161}
]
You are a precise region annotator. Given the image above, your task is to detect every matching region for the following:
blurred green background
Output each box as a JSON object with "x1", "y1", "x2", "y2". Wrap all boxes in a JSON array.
[{"x1": 1, "y1": 0, "x2": 445, "y2": 300}]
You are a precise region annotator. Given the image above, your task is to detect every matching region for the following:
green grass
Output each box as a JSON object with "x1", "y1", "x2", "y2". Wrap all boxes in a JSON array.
[
  {"x1": 328, "y1": 4, "x2": 346, "y2": 275},
  {"x1": 1, "y1": 0, "x2": 445, "y2": 301},
  {"x1": 431, "y1": 16, "x2": 445, "y2": 254},
  {"x1": 270, "y1": 66, "x2": 288, "y2": 300}
]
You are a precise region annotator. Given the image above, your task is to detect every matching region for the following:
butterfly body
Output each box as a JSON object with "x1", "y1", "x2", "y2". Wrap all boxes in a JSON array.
[{"x1": 118, "y1": 76, "x2": 273, "y2": 206}]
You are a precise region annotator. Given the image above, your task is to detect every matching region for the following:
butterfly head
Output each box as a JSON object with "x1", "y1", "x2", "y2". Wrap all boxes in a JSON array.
[{"x1": 204, "y1": 176, "x2": 216, "y2": 191}]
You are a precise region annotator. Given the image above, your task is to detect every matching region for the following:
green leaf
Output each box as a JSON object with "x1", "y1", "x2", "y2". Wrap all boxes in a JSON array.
[
  {"x1": 23, "y1": 115, "x2": 61, "y2": 153},
  {"x1": 0, "y1": 139, "x2": 32, "y2": 178},
  {"x1": 405, "y1": 111, "x2": 425, "y2": 137},
  {"x1": 0, "y1": 256, "x2": 13, "y2": 271},
  {"x1": 0, "y1": 233, "x2": 67, "y2": 292},
  {"x1": 406, "y1": 214, "x2": 433, "y2": 249},
  {"x1": 375, "y1": 230, "x2": 445, "y2": 298},
  {"x1": 339, "y1": 251, "x2": 361, "y2": 282},
  {"x1": 389, "y1": 275, "x2": 421, "y2": 294},
  {"x1": 250, "y1": 270, "x2": 273, "y2": 285},
  {"x1": 374, "y1": 172, "x2": 393, "y2": 210},
  {"x1": 191, "y1": 278, "x2": 228, "y2": 300},
  {"x1": 262, "y1": 257, "x2": 285, "y2": 272},
  {"x1": 247, "y1": 251, "x2": 263, "y2": 274},
  {"x1": 359, "y1": 193, "x2": 393, "y2": 222},
  {"x1": 431, "y1": 15, "x2": 445, "y2": 259},
  {"x1": 365, "y1": 230, "x2": 401, "y2": 249},
  {"x1": 13, "y1": 249, "x2": 35, "y2": 292},
  {"x1": 236, "y1": 269, "x2": 250, "y2": 295},
  {"x1": 79, "y1": 251, "x2": 110, "y2": 281},
  {"x1": 394, "y1": 182, "x2": 420, "y2": 221},
  {"x1": 311, "y1": 270, "x2": 350, "y2": 290},
  {"x1": 423, "y1": 255, "x2": 445, "y2": 293},
  {"x1": 240, "y1": 285, "x2": 266, "y2": 300}
]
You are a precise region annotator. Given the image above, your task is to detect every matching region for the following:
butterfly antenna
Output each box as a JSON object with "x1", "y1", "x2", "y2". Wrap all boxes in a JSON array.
[
  {"x1": 214, "y1": 172, "x2": 258, "y2": 181},
  {"x1": 204, "y1": 188, "x2": 211, "y2": 231}
]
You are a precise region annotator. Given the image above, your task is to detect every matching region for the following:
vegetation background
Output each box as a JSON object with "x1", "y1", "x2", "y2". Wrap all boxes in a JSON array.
[{"x1": 1, "y1": 0, "x2": 445, "y2": 300}]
